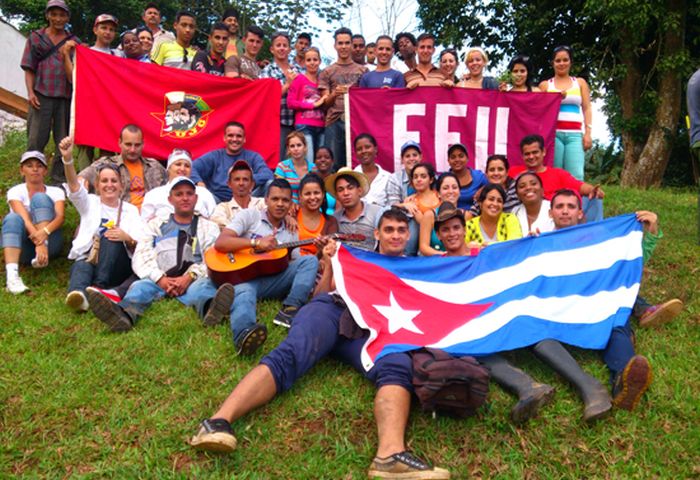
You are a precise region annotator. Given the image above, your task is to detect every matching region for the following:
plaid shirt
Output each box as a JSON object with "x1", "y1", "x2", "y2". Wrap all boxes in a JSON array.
[
  {"x1": 260, "y1": 61, "x2": 299, "y2": 127},
  {"x1": 21, "y1": 28, "x2": 80, "y2": 99}
]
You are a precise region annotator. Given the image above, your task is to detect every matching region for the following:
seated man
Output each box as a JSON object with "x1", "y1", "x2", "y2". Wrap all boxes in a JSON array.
[
  {"x1": 326, "y1": 168, "x2": 386, "y2": 251},
  {"x1": 214, "y1": 179, "x2": 319, "y2": 354},
  {"x1": 190, "y1": 208, "x2": 450, "y2": 480},
  {"x1": 85, "y1": 177, "x2": 233, "y2": 331},
  {"x1": 549, "y1": 189, "x2": 682, "y2": 410},
  {"x1": 210, "y1": 160, "x2": 266, "y2": 229},
  {"x1": 509, "y1": 134, "x2": 604, "y2": 221},
  {"x1": 191, "y1": 121, "x2": 273, "y2": 202},
  {"x1": 141, "y1": 149, "x2": 217, "y2": 221},
  {"x1": 79, "y1": 124, "x2": 167, "y2": 211},
  {"x1": 433, "y1": 202, "x2": 555, "y2": 424}
]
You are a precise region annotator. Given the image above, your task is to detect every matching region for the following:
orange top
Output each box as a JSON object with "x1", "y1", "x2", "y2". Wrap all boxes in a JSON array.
[
  {"x1": 124, "y1": 160, "x2": 145, "y2": 210},
  {"x1": 416, "y1": 192, "x2": 441, "y2": 213},
  {"x1": 297, "y1": 210, "x2": 326, "y2": 256}
]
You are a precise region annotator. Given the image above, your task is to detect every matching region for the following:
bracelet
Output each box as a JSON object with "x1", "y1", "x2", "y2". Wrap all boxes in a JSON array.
[
  {"x1": 43, "y1": 227, "x2": 51, "y2": 235},
  {"x1": 61, "y1": 158, "x2": 73, "y2": 165},
  {"x1": 251, "y1": 238, "x2": 258, "y2": 248}
]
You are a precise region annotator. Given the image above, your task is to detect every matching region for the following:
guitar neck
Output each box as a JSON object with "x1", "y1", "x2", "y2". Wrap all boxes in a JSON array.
[{"x1": 267, "y1": 233, "x2": 356, "y2": 252}]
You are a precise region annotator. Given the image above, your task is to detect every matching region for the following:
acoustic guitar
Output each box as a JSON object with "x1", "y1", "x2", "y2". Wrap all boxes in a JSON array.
[{"x1": 205, "y1": 233, "x2": 365, "y2": 286}]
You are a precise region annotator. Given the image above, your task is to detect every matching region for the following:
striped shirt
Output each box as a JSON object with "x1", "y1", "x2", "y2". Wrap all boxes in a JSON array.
[
  {"x1": 261, "y1": 61, "x2": 299, "y2": 127},
  {"x1": 403, "y1": 66, "x2": 446, "y2": 87},
  {"x1": 21, "y1": 28, "x2": 79, "y2": 99},
  {"x1": 151, "y1": 41, "x2": 197, "y2": 69},
  {"x1": 547, "y1": 77, "x2": 584, "y2": 132}
]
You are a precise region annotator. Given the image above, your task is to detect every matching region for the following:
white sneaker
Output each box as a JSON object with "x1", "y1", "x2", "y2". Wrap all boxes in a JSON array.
[
  {"x1": 65, "y1": 290, "x2": 89, "y2": 312},
  {"x1": 6, "y1": 276, "x2": 29, "y2": 294}
]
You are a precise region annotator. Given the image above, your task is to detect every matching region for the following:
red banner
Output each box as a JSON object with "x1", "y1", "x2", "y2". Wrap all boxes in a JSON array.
[
  {"x1": 73, "y1": 45, "x2": 280, "y2": 166},
  {"x1": 348, "y1": 87, "x2": 561, "y2": 172}
]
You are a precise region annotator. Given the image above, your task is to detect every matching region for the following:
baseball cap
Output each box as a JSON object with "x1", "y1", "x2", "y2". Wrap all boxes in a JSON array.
[
  {"x1": 168, "y1": 176, "x2": 196, "y2": 192},
  {"x1": 226, "y1": 159, "x2": 253, "y2": 178},
  {"x1": 166, "y1": 149, "x2": 192, "y2": 169},
  {"x1": 45, "y1": 0, "x2": 69, "y2": 14},
  {"x1": 94, "y1": 14, "x2": 118, "y2": 27},
  {"x1": 400, "y1": 140, "x2": 421, "y2": 156},
  {"x1": 447, "y1": 143, "x2": 468, "y2": 156},
  {"x1": 20, "y1": 151, "x2": 47, "y2": 166}
]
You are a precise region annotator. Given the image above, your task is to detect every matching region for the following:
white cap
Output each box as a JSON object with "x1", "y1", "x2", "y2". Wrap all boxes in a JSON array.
[
  {"x1": 168, "y1": 176, "x2": 196, "y2": 193},
  {"x1": 167, "y1": 149, "x2": 192, "y2": 169}
]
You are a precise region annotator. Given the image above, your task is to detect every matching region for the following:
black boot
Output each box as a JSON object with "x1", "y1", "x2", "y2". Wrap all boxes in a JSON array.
[
  {"x1": 480, "y1": 354, "x2": 555, "y2": 424},
  {"x1": 533, "y1": 340, "x2": 612, "y2": 422}
]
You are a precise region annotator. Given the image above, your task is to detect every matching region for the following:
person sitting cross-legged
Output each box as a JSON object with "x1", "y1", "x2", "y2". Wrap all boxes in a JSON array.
[
  {"x1": 189, "y1": 208, "x2": 450, "y2": 480},
  {"x1": 213, "y1": 178, "x2": 319, "y2": 354},
  {"x1": 85, "y1": 177, "x2": 233, "y2": 332}
]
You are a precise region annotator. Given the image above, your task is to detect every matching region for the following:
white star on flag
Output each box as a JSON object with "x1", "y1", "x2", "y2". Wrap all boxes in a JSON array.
[{"x1": 373, "y1": 291, "x2": 424, "y2": 335}]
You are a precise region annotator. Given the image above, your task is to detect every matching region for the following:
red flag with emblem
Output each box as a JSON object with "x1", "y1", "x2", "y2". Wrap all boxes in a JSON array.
[{"x1": 71, "y1": 45, "x2": 280, "y2": 166}]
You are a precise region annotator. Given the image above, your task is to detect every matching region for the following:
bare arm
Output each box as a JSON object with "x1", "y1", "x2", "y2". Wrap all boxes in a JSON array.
[
  {"x1": 58, "y1": 136, "x2": 81, "y2": 193},
  {"x1": 579, "y1": 77, "x2": 593, "y2": 150},
  {"x1": 24, "y1": 70, "x2": 40, "y2": 109}
]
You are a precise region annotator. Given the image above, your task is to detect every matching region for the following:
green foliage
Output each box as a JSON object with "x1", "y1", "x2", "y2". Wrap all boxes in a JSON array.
[
  {"x1": 0, "y1": 132, "x2": 699, "y2": 478},
  {"x1": 0, "y1": 0, "x2": 350, "y2": 47},
  {"x1": 584, "y1": 140, "x2": 622, "y2": 184}
]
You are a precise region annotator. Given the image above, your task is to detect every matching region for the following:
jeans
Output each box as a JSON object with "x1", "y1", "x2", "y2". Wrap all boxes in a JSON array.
[
  {"x1": 261, "y1": 293, "x2": 413, "y2": 394},
  {"x1": 1, "y1": 193, "x2": 63, "y2": 264},
  {"x1": 27, "y1": 93, "x2": 70, "y2": 184},
  {"x1": 554, "y1": 131, "x2": 585, "y2": 181},
  {"x1": 325, "y1": 120, "x2": 347, "y2": 171},
  {"x1": 68, "y1": 237, "x2": 133, "y2": 293},
  {"x1": 601, "y1": 319, "x2": 636, "y2": 383},
  {"x1": 405, "y1": 218, "x2": 419, "y2": 256},
  {"x1": 296, "y1": 124, "x2": 325, "y2": 164},
  {"x1": 230, "y1": 255, "x2": 319, "y2": 342},
  {"x1": 118, "y1": 277, "x2": 215, "y2": 323}
]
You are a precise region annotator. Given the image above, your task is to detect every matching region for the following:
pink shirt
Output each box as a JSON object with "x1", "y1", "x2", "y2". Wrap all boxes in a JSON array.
[{"x1": 287, "y1": 74, "x2": 326, "y2": 128}]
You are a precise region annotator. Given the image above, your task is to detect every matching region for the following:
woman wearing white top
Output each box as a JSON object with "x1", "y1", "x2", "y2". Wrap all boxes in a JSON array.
[
  {"x1": 59, "y1": 136, "x2": 146, "y2": 312},
  {"x1": 2, "y1": 151, "x2": 65, "y2": 294},
  {"x1": 141, "y1": 149, "x2": 217, "y2": 221},
  {"x1": 511, "y1": 172, "x2": 554, "y2": 236},
  {"x1": 352, "y1": 133, "x2": 392, "y2": 207}
]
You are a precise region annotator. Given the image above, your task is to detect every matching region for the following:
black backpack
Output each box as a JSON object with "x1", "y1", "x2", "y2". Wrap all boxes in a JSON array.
[{"x1": 411, "y1": 348, "x2": 490, "y2": 418}]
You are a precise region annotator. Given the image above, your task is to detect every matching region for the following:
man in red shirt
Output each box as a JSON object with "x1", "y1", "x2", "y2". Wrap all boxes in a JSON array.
[{"x1": 509, "y1": 134, "x2": 604, "y2": 221}]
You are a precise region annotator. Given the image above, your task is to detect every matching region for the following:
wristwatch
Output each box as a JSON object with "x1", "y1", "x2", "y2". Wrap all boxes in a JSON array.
[{"x1": 188, "y1": 271, "x2": 197, "y2": 281}]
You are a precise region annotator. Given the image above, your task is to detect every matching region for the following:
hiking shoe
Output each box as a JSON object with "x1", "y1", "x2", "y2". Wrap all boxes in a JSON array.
[
  {"x1": 612, "y1": 355, "x2": 652, "y2": 411},
  {"x1": 65, "y1": 290, "x2": 89, "y2": 312},
  {"x1": 272, "y1": 305, "x2": 299, "y2": 328},
  {"x1": 639, "y1": 299, "x2": 683, "y2": 328},
  {"x1": 203, "y1": 283, "x2": 234, "y2": 327},
  {"x1": 235, "y1": 323, "x2": 267, "y2": 356},
  {"x1": 86, "y1": 287, "x2": 133, "y2": 332},
  {"x1": 6, "y1": 276, "x2": 29, "y2": 295},
  {"x1": 190, "y1": 418, "x2": 237, "y2": 453},
  {"x1": 368, "y1": 451, "x2": 450, "y2": 479}
]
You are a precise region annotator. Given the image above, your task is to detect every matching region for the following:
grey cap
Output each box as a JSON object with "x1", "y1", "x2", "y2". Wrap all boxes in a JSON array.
[
  {"x1": 20, "y1": 151, "x2": 47, "y2": 166},
  {"x1": 45, "y1": 0, "x2": 70, "y2": 14}
]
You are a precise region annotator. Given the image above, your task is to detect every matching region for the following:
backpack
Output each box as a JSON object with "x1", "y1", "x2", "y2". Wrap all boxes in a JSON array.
[{"x1": 411, "y1": 348, "x2": 490, "y2": 418}]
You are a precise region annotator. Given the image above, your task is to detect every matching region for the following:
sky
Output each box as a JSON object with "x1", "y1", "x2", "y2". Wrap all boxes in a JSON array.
[{"x1": 308, "y1": 0, "x2": 612, "y2": 145}]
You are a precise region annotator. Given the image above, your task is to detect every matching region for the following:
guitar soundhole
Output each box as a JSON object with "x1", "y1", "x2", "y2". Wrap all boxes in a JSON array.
[{"x1": 227, "y1": 253, "x2": 236, "y2": 264}]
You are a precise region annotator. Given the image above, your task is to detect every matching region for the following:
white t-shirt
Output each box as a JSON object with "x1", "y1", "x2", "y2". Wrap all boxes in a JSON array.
[
  {"x1": 7, "y1": 184, "x2": 65, "y2": 209},
  {"x1": 512, "y1": 200, "x2": 555, "y2": 236},
  {"x1": 353, "y1": 164, "x2": 393, "y2": 207}
]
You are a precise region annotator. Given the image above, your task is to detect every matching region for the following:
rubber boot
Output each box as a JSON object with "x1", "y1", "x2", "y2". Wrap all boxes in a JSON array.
[
  {"x1": 532, "y1": 339, "x2": 612, "y2": 423},
  {"x1": 480, "y1": 354, "x2": 555, "y2": 424}
]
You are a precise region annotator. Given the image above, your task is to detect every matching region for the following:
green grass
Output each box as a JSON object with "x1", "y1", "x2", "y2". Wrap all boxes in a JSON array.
[{"x1": 0, "y1": 128, "x2": 698, "y2": 478}]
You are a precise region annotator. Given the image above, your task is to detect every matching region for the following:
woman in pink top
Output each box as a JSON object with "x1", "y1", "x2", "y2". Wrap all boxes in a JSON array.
[{"x1": 288, "y1": 47, "x2": 328, "y2": 164}]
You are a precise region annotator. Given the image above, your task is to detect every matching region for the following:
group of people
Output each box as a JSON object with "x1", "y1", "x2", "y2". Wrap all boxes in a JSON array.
[{"x1": 9, "y1": 1, "x2": 687, "y2": 478}]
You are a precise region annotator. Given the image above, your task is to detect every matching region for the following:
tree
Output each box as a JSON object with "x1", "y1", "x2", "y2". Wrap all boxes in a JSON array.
[
  {"x1": 416, "y1": 0, "x2": 700, "y2": 187},
  {"x1": 0, "y1": 0, "x2": 350, "y2": 47}
]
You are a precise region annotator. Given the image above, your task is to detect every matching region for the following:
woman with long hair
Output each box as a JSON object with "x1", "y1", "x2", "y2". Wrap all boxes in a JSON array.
[
  {"x1": 465, "y1": 183, "x2": 522, "y2": 249},
  {"x1": 296, "y1": 173, "x2": 338, "y2": 256}
]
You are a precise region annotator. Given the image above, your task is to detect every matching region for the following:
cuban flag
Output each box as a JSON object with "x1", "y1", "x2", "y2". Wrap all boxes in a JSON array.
[{"x1": 331, "y1": 214, "x2": 644, "y2": 370}]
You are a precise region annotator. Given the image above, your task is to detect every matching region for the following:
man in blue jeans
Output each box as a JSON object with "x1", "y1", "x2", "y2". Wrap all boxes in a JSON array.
[
  {"x1": 212, "y1": 178, "x2": 319, "y2": 355},
  {"x1": 190, "y1": 208, "x2": 450, "y2": 479},
  {"x1": 85, "y1": 176, "x2": 234, "y2": 331}
]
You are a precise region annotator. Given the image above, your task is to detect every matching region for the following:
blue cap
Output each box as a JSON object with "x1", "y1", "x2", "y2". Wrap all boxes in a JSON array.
[{"x1": 400, "y1": 140, "x2": 421, "y2": 155}]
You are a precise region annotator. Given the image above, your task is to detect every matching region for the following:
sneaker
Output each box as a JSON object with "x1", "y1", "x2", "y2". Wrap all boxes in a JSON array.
[
  {"x1": 190, "y1": 418, "x2": 237, "y2": 453},
  {"x1": 639, "y1": 299, "x2": 683, "y2": 328},
  {"x1": 272, "y1": 305, "x2": 299, "y2": 328},
  {"x1": 88, "y1": 286, "x2": 121, "y2": 303},
  {"x1": 86, "y1": 288, "x2": 133, "y2": 332},
  {"x1": 235, "y1": 323, "x2": 267, "y2": 356},
  {"x1": 367, "y1": 451, "x2": 450, "y2": 479},
  {"x1": 65, "y1": 290, "x2": 89, "y2": 312},
  {"x1": 6, "y1": 276, "x2": 29, "y2": 295},
  {"x1": 612, "y1": 355, "x2": 652, "y2": 411},
  {"x1": 203, "y1": 283, "x2": 234, "y2": 327}
]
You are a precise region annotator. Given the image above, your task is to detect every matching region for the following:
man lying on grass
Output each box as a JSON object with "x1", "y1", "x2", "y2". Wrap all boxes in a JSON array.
[{"x1": 190, "y1": 208, "x2": 450, "y2": 480}]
